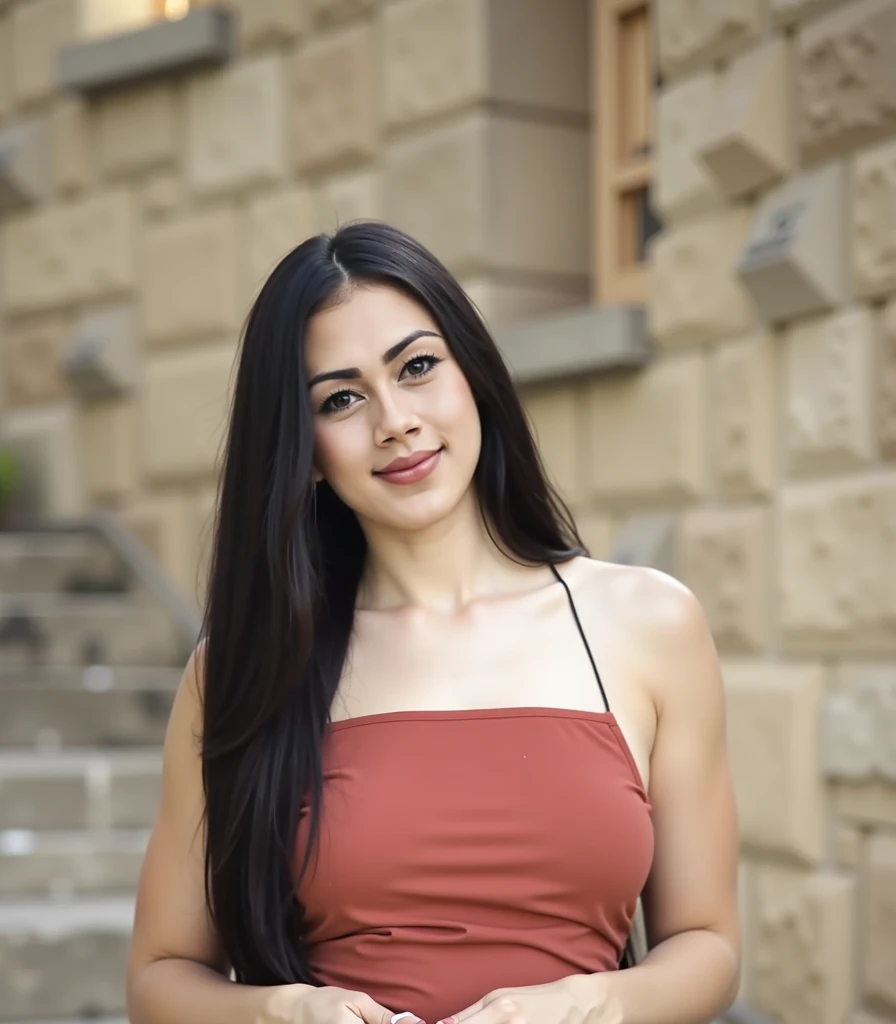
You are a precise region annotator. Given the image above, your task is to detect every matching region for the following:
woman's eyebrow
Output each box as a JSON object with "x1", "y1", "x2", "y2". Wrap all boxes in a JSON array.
[{"x1": 307, "y1": 329, "x2": 442, "y2": 389}]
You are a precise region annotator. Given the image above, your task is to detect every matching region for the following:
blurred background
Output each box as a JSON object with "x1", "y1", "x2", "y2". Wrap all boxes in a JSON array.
[{"x1": 0, "y1": 0, "x2": 894, "y2": 1021}]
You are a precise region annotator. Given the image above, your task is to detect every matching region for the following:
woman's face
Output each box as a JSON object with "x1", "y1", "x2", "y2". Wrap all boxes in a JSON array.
[{"x1": 304, "y1": 284, "x2": 482, "y2": 533}]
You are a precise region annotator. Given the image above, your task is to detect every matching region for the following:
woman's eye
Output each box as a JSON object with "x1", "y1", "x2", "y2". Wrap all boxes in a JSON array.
[
  {"x1": 403, "y1": 355, "x2": 440, "y2": 379},
  {"x1": 320, "y1": 391, "x2": 356, "y2": 414}
]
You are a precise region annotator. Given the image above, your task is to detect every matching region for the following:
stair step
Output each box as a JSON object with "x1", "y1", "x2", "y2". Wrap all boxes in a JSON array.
[
  {"x1": 0, "y1": 896, "x2": 133, "y2": 1019},
  {"x1": 0, "y1": 830, "x2": 149, "y2": 896},
  {"x1": 0, "y1": 751, "x2": 161, "y2": 831},
  {"x1": 0, "y1": 534, "x2": 125, "y2": 594},
  {"x1": 0, "y1": 594, "x2": 183, "y2": 668},
  {"x1": 0, "y1": 666, "x2": 181, "y2": 690}
]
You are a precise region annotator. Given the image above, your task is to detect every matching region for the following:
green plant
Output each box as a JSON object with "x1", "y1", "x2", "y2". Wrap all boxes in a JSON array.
[{"x1": 0, "y1": 449, "x2": 22, "y2": 503}]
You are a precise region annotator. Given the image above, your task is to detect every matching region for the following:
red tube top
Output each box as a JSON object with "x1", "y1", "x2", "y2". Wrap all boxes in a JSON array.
[{"x1": 294, "y1": 708, "x2": 653, "y2": 1024}]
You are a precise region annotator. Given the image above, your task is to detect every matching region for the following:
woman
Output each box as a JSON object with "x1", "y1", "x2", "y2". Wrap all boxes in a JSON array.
[{"x1": 126, "y1": 222, "x2": 740, "y2": 1024}]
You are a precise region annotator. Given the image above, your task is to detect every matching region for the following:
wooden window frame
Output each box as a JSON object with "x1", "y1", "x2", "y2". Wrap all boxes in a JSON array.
[{"x1": 594, "y1": 0, "x2": 656, "y2": 305}]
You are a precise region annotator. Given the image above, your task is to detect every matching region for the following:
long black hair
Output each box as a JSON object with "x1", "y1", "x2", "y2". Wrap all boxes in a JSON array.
[{"x1": 201, "y1": 221, "x2": 586, "y2": 985}]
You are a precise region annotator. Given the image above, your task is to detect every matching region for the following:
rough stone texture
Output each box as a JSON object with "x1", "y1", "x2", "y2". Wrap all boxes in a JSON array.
[
  {"x1": 11, "y1": 0, "x2": 77, "y2": 104},
  {"x1": 753, "y1": 867, "x2": 855, "y2": 1024},
  {"x1": 657, "y1": 0, "x2": 765, "y2": 79},
  {"x1": 2, "y1": 316, "x2": 71, "y2": 407},
  {"x1": 0, "y1": 772, "x2": 87, "y2": 830},
  {"x1": 141, "y1": 345, "x2": 236, "y2": 483},
  {"x1": 679, "y1": 507, "x2": 768, "y2": 652},
  {"x1": 246, "y1": 186, "x2": 314, "y2": 299},
  {"x1": 882, "y1": 299, "x2": 896, "y2": 460},
  {"x1": 650, "y1": 209, "x2": 756, "y2": 349},
  {"x1": 140, "y1": 173, "x2": 185, "y2": 222},
  {"x1": 50, "y1": 97, "x2": 93, "y2": 195},
  {"x1": 313, "y1": 166, "x2": 381, "y2": 233},
  {"x1": 797, "y1": 0, "x2": 896, "y2": 166},
  {"x1": 461, "y1": 275, "x2": 585, "y2": 330},
  {"x1": 96, "y1": 84, "x2": 178, "y2": 180},
  {"x1": 723, "y1": 662, "x2": 826, "y2": 862},
  {"x1": 711, "y1": 333, "x2": 776, "y2": 499},
  {"x1": 3, "y1": 192, "x2": 136, "y2": 315},
  {"x1": 583, "y1": 353, "x2": 707, "y2": 506},
  {"x1": 121, "y1": 492, "x2": 196, "y2": 597},
  {"x1": 291, "y1": 24, "x2": 378, "y2": 173},
  {"x1": 853, "y1": 136, "x2": 896, "y2": 300},
  {"x1": 186, "y1": 56, "x2": 288, "y2": 198},
  {"x1": 310, "y1": 0, "x2": 377, "y2": 26},
  {"x1": 780, "y1": 472, "x2": 896, "y2": 653},
  {"x1": 655, "y1": 69, "x2": 724, "y2": 224},
  {"x1": 80, "y1": 399, "x2": 138, "y2": 502},
  {"x1": 771, "y1": 0, "x2": 847, "y2": 24},
  {"x1": 522, "y1": 383, "x2": 584, "y2": 505},
  {"x1": 827, "y1": 663, "x2": 896, "y2": 782},
  {"x1": 142, "y1": 208, "x2": 240, "y2": 345},
  {"x1": 784, "y1": 306, "x2": 876, "y2": 477},
  {"x1": 230, "y1": 0, "x2": 304, "y2": 47},
  {"x1": 864, "y1": 834, "x2": 896, "y2": 1011},
  {"x1": 384, "y1": 111, "x2": 589, "y2": 280},
  {"x1": 834, "y1": 780, "x2": 896, "y2": 827}
]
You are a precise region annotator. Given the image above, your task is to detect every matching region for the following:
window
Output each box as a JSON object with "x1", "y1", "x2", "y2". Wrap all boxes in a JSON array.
[{"x1": 594, "y1": 0, "x2": 661, "y2": 304}]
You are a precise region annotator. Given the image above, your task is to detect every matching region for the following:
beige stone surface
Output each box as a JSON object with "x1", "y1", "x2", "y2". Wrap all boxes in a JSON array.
[
  {"x1": 0, "y1": 115, "x2": 52, "y2": 207},
  {"x1": 583, "y1": 353, "x2": 707, "y2": 505},
  {"x1": 864, "y1": 833, "x2": 896, "y2": 1011},
  {"x1": 827, "y1": 663, "x2": 896, "y2": 782},
  {"x1": 523, "y1": 382, "x2": 584, "y2": 505},
  {"x1": 309, "y1": 0, "x2": 376, "y2": 26},
  {"x1": 462, "y1": 275, "x2": 586, "y2": 330},
  {"x1": 80, "y1": 398, "x2": 139, "y2": 502},
  {"x1": 753, "y1": 867, "x2": 855, "y2": 1024},
  {"x1": 11, "y1": 0, "x2": 77, "y2": 104},
  {"x1": 96, "y1": 84, "x2": 178, "y2": 180},
  {"x1": 655, "y1": 70, "x2": 724, "y2": 224},
  {"x1": 246, "y1": 185, "x2": 315, "y2": 299},
  {"x1": 573, "y1": 512, "x2": 615, "y2": 560},
  {"x1": 700, "y1": 38, "x2": 792, "y2": 199},
  {"x1": 780, "y1": 471, "x2": 896, "y2": 653},
  {"x1": 770, "y1": 0, "x2": 847, "y2": 24},
  {"x1": 834, "y1": 779, "x2": 896, "y2": 826},
  {"x1": 853, "y1": 136, "x2": 896, "y2": 300},
  {"x1": 723, "y1": 662, "x2": 826, "y2": 861},
  {"x1": 121, "y1": 491, "x2": 196, "y2": 597},
  {"x1": 0, "y1": 14, "x2": 10, "y2": 120},
  {"x1": 784, "y1": 306, "x2": 876, "y2": 476},
  {"x1": 79, "y1": 0, "x2": 153, "y2": 37},
  {"x1": 2, "y1": 316, "x2": 71, "y2": 406},
  {"x1": 291, "y1": 24, "x2": 378, "y2": 173},
  {"x1": 186, "y1": 56, "x2": 288, "y2": 198},
  {"x1": 3, "y1": 192, "x2": 136, "y2": 315},
  {"x1": 313, "y1": 167, "x2": 381, "y2": 233},
  {"x1": 881, "y1": 299, "x2": 896, "y2": 460},
  {"x1": 711, "y1": 333, "x2": 776, "y2": 499},
  {"x1": 650, "y1": 209, "x2": 756, "y2": 349},
  {"x1": 680, "y1": 507, "x2": 768, "y2": 652},
  {"x1": 832, "y1": 823, "x2": 862, "y2": 868},
  {"x1": 139, "y1": 173, "x2": 185, "y2": 221},
  {"x1": 190, "y1": 485, "x2": 218, "y2": 605},
  {"x1": 143, "y1": 208, "x2": 241, "y2": 345},
  {"x1": 141, "y1": 345, "x2": 236, "y2": 483},
  {"x1": 797, "y1": 0, "x2": 896, "y2": 166},
  {"x1": 230, "y1": 0, "x2": 304, "y2": 46},
  {"x1": 50, "y1": 97, "x2": 92, "y2": 195},
  {"x1": 657, "y1": 0, "x2": 764, "y2": 78}
]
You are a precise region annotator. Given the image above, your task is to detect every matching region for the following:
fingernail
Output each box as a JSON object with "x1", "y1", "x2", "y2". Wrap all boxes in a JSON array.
[{"x1": 437, "y1": 1018, "x2": 457, "y2": 1024}]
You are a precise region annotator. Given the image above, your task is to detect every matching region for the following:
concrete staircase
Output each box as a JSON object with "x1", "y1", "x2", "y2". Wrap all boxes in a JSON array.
[{"x1": 0, "y1": 531, "x2": 188, "y2": 1023}]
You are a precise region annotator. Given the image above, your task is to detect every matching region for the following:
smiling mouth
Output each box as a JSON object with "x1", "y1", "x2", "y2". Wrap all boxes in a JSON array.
[{"x1": 374, "y1": 447, "x2": 444, "y2": 484}]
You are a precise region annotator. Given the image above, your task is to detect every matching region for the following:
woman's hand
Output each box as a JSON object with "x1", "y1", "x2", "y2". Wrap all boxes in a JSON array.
[
  {"x1": 437, "y1": 975, "x2": 622, "y2": 1024},
  {"x1": 260, "y1": 983, "x2": 413, "y2": 1024}
]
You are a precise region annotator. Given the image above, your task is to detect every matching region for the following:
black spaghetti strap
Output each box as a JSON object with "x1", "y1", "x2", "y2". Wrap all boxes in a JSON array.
[{"x1": 549, "y1": 563, "x2": 611, "y2": 713}]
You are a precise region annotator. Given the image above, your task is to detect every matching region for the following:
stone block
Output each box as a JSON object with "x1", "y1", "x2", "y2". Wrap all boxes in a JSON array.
[
  {"x1": 460, "y1": 275, "x2": 586, "y2": 330},
  {"x1": 121, "y1": 492, "x2": 195, "y2": 597},
  {"x1": 186, "y1": 55, "x2": 288, "y2": 197},
  {"x1": 680, "y1": 507, "x2": 768, "y2": 652},
  {"x1": 711, "y1": 333, "x2": 776, "y2": 499},
  {"x1": 609, "y1": 514, "x2": 677, "y2": 575},
  {"x1": 853, "y1": 137, "x2": 896, "y2": 300},
  {"x1": 650, "y1": 209, "x2": 756, "y2": 349},
  {"x1": 780, "y1": 472, "x2": 896, "y2": 653},
  {"x1": 0, "y1": 831, "x2": 147, "y2": 896},
  {"x1": 143, "y1": 207, "x2": 241, "y2": 345},
  {"x1": 2, "y1": 316, "x2": 71, "y2": 407},
  {"x1": 0, "y1": 15, "x2": 10, "y2": 120},
  {"x1": 832, "y1": 823, "x2": 862, "y2": 868},
  {"x1": 313, "y1": 166, "x2": 381, "y2": 233},
  {"x1": 784, "y1": 306, "x2": 876, "y2": 477},
  {"x1": 770, "y1": 0, "x2": 846, "y2": 25},
  {"x1": 583, "y1": 353, "x2": 707, "y2": 505},
  {"x1": 3, "y1": 192, "x2": 136, "y2": 315},
  {"x1": 753, "y1": 867, "x2": 855, "y2": 1024},
  {"x1": 140, "y1": 172, "x2": 185, "y2": 221},
  {"x1": 574, "y1": 513, "x2": 615, "y2": 561},
  {"x1": 80, "y1": 399, "x2": 139, "y2": 502},
  {"x1": 110, "y1": 768, "x2": 162, "y2": 827},
  {"x1": 522, "y1": 382, "x2": 584, "y2": 505},
  {"x1": 96, "y1": 83, "x2": 178, "y2": 179},
  {"x1": 309, "y1": 0, "x2": 376, "y2": 27},
  {"x1": 384, "y1": 111, "x2": 589, "y2": 280},
  {"x1": 64, "y1": 304, "x2": 139, "y2": 402},
  {"x1": 724, "y1": 662, "x2": 826, "y2": 862},
  {"x1": 864, "y1": 834, "x2": 896, "y2": 1010},
  {"x1": 738, "y1": 164, "x2": 846, "y2": 325},
  {"x1": 142, "y1": 345, "x2": 236, "y2": 483},
  {"x1": 291, "y1": 23, "x2": 377, "y2": 173},
  {"x1": 230, "y1": 0, "x2": 304, "y2": 46},
  {"x1": 882, "y1": 299, "x2": 896, "y2": 459},
  {"x1": 797, "y1": 0, "x2": 896, "y2": 166},
  {"x1": 50, "y1": 96, "x2": 93, "y2": 195},
  {"x1": 11, "y1": 0, "x2": 77, "y2": 104},
  {"x1": 833, "y1": 780, "x2": 896, "y2": 826},
  {"x1": 0, "y1": 119, "x2": 50, "y2": 211},
  {"x1": 655, "y1": 70, "x2": 724, "y2": 225},
  {"x1": 826, "y1": 663, "x2": 896, "y2": 783},
  {"x1": 657, "y1": 0, "x2": 765, "y2": 79},
  {"x1": 700, "y1": 38, "x2": 792, "y2": 199},
  {"x1": 246, "y1": 185, "x2": 315, "y2": 299},
  {"x1": 0, "y1": 770, "x2": 86, "y2": 830}
]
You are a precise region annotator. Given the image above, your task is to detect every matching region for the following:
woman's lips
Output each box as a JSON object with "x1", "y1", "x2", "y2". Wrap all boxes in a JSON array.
[{"x1": 375, "y1": 448, "x2": 443, "y2": 485}]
